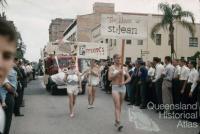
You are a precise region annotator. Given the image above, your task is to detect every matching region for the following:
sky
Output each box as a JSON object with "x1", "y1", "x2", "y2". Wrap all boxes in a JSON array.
[{"x1": 2, "y1": 0, "x2": 200, "y2": 62}]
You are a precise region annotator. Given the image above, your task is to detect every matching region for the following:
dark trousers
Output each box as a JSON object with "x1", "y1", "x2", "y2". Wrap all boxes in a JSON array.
[
  {"x1": 125, "y1": 84, "x2": 132, "y2": 101},
  {"x1": 19, "y1": 86, "x2": 24, "y2": 106},
  {"x1": 129, "y1": 79, "x2": 139, "y2": 104},
  {"x1": 181, "y1": 83, "x2": 198, "y2": 121},
  {"x1": 135, "y1": 81, "x2": 141, "y2": 105},
  {"x1": 105, "y1": 80, "x2": 111, "y2": 93},
  {"x1": 14, "y1": 86, "x2": 22, "y2": 115},
  {"x1": 147, "y1": 80, "x2": 156, "y2": 104},
  {"x1": 32, "y1": 69, "x2": 35, "y2": 80},
  {"x1": 4, "y1": 93, "x2": 14, "y2": 134},
  {"x1": 172, "y1": 79, "x2": 181, "y2": 104},
  {"x1": 140, "y1": 81, "x2": 147, "y2": 106},
  {"x1": 197, "y1": 83, "x2": 200, "y2": 122},
  {"x1": 155, "y1": 79, "x2": 163, "y2": 106}
]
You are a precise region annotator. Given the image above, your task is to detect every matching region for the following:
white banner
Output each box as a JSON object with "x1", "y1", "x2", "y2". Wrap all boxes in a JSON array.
[
  {"x1": 101, "y1": 14, "x2": 147, "y2": 39},
  {"x1": 77, "y1": 42, "x2": 108, "y2": 60}
]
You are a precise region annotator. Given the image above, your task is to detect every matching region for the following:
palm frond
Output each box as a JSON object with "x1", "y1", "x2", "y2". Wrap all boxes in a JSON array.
[
  {"x1": 172, "y1": 4, "x2": 182, "y2": 13},
  {"x1": 178, "y1": 20, "x2": 195, "y2": 37},
  {"x1": 178, "y1": 11, "x2": 195, "y2": 23},
  {"x1": 151, "y1": 23, "x2": 162, "y2": 40},
  {"x1": 158, "y1": 3, "x2": 171, "y2": 13},
  {"x1": 159, "y1": 3, "x2": 173, "y2": 23}
]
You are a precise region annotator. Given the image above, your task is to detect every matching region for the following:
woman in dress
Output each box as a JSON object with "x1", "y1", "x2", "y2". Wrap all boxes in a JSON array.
[
  {"x1": 66, "y1": 61, "x2": 82, "y2": 118},
  {"x1": 108, "y1": 54, "x2": 131, "y2": 131}
]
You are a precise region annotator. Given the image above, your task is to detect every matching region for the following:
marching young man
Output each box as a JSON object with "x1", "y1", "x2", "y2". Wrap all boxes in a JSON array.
[{"x1": 108, "y1": 54, "x2": 131, "y2": 131}]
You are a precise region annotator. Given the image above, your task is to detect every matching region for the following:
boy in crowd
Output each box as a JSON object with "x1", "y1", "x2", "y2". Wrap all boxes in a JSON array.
[{"x1": 0, "y1": 18, "x2": 17, "y2": 134}]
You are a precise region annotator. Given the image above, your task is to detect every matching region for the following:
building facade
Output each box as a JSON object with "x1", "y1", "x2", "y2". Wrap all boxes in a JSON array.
[
  {"x1": 63, "y1": 2, "x2": 200, "y2": 62},
  {"x1": 49, "y1": 18, "x2": 73, "y2": 42}
]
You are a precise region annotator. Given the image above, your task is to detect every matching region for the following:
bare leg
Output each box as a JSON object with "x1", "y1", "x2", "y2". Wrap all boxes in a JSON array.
[
  {"x1": 88, "y1": 86, "x2": 92, "y2": 105},
  {"x1": 68, "y1": 94, "x2": 73, "y2": 115},
  {"x1": 91, "y1": 86, "x2": 96, "y2": 105},
  {"x1": 72, "y1": 95, "x2": 77, "y2": 115},
  {"x1": 112, "y1": 91, "x2": 121, "y2": 123},
  {"x1": 119, "y1": 93, "x2": 125, "y2": 115}
]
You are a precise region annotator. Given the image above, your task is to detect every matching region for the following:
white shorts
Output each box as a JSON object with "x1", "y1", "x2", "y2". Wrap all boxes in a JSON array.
[
  {"x1": 67, "y1": 85, "x2": 79, "y2": 95},
  {"x1": 88, "y1": 76, "x2": 99, "y2": 86},
  {"x1": 112, "y1": 85, "x2": 126, "y2": 94}
]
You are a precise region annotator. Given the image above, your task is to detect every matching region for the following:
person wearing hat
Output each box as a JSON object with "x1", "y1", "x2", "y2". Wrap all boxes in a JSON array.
[
  {"x1": 138, "y1": 60, "x2": 148, "y2": 109},
  {"x1": 128, "y1": 60, "x2": 140, "y2": 106}
]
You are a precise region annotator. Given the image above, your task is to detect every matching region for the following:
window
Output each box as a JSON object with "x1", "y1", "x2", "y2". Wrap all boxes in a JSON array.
[
  {"x1": 114, "y1": 39, "x2": 117, "y2": 46},
  {"x1": 100, "y1": 40, "x2": 103, "y2": 43},
  {"x1": 189, "y1": 37, "x2": 198, "y2": 47},
  {"x1": 126, "y1": 39, "x2": 132, "y2": 45},
  {"x1": 155, "y1": 34, "x2": 161, "y2": 46},
  {"x1": 105, "y1": 39, "x2": 108, "y2": 43},
  {"x1": 137, "y1": 40, "x2": 143, "y2": 45},
  {"x1": 110, "y1": 39, "x2": 112, "y2": 47}
]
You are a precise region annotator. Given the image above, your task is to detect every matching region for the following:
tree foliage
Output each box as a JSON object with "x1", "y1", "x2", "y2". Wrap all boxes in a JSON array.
[{"x1": 151, "y1": 3, "x2": 195, "y2": 59}]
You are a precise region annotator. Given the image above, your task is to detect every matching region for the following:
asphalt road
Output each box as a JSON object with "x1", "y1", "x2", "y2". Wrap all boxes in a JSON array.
[{"x1": 10, "y1": 76, "x2": 200, "y2": 134}]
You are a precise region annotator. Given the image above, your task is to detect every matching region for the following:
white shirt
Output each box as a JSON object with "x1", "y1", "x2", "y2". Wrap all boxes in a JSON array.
[
  {"x1": 188, "y1": 68, "x2": 199, "y2": 93},
  {"x1": 26, "y1": 65, "x2": 32, "y2": 73},
  {"x1": 21, "y1": 65, "x2": 27, "y2": 74},
  {"x1": 173, "y1": 65, "x2": 181, "y2": 79},
  {"x1": 148, "y1": 67, "x2": 155, "y2": 77},
  {"x1": 129, "y1": 67, "x2": 135, "y2": 73},
  {"x1": 0, "y1": 106, "x2": 5, "y2": 133},
  {"x1": 179, "y1": 65, "x2": 190, "y2": 80},
  {"x1": 162, "y1": 63, "x2": 175, "y2": 81},
  {"x1": 153, "y1": 63, "x2": 164, "y2": 82}
]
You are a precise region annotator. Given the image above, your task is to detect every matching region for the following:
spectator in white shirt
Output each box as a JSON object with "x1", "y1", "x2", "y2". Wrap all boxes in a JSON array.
[
  {"x1": 187, "y1": 61, "x2": 199, "y2": 97},
  {"x1": 179, "y1": 59, "x2": 190, "y2": 94},
  {"x1": 147, "y1": 62, "x2": 155, "y2": 80},
  {"x1": 172, "y1": 59, "x2": 181, "y2": 105},
  {"x1": 152, "y1": 57, "x2": 164, "y2": 110},
  {"x1": 162, "y1": 56, "x2": 175, "y2": 106},
  {"x1": 146, "y1": 61, "x2": 156, "y2": 104},
  {"x1": 181, "y1": 61, "x2": 199, "y2": 120}
]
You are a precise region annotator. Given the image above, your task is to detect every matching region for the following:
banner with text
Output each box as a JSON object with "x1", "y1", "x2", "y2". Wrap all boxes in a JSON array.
[
  {"x1": 77, "y1": 42, "x2": 108, "y2": 60},
  {"x1": 101, "y1": 14, "x2": 147, "y2": 39}
]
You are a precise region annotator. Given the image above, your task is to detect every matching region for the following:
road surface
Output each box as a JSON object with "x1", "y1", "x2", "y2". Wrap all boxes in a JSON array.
[{"x1": 10, "y1": 77, "x2": 199, "y2": 134}]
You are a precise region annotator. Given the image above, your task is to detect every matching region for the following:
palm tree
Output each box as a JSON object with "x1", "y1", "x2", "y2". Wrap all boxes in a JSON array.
[{"x1": 151, "y1": 3, "x2": 195, "y2": 59}]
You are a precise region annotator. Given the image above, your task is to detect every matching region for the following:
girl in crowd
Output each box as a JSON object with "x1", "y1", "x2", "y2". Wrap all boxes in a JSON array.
[
  {"x1": 66, "y1": 61, "x2": 82, "y2": 118},
  {"x1": 108, "y1": 54, "x2": 131, "y2": 131}
]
